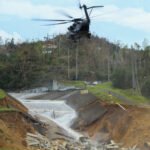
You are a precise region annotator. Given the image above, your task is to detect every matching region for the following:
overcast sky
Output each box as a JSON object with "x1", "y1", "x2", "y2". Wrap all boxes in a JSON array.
[{"x1": 0, "y1": 0, "x2": 150, "y2": 46}]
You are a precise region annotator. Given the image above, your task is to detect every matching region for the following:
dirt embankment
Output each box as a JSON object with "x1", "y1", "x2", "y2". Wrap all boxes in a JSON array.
[
  {"x1": 0, "y1": 93, "x2": 80, "y2": 150},
  {"x1": 82, "y1": 103, "x2": 150, "y2": 149},
  {"x1": 0, "y1": 95, "x2": 46, "y2": 150},
  {"x1": 39, "y1": 90, "x2": 150, "y2": 149},
  {"x1": 0, "y1": 112, "x2": 35, "y2": 150},
  {"x1": 0, "y1": 95, "x2": 28, "y2": 113}
]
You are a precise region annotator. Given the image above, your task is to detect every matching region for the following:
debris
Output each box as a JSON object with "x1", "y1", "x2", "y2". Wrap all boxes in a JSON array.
[
  {"x1": 145, "y1": 142, "x2": 150, "y2": 148},
  {"x1": 26, "y1": 132, "x2": 51, "y2": 150},
  {"x1": 105, "y1": 140, "x2": 120, "y2": 149},
  {"x1": 116, "y1": 103, "x2": 127, "y2": 112},
  {"x1": 80, "y1": 90, "x2": 89, "y2": 95},
  {"x1": 26, "y1": 133, "x2": 141, "y2": 150}
]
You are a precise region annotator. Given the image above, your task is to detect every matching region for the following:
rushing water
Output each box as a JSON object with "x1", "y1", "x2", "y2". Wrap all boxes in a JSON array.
[{"x1": 9, "y1": 92, "x2": 82, "y2": 139}]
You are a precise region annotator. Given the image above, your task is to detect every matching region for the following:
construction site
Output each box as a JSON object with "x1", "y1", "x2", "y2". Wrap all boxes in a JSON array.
[
  {"x1": 0, "y1": 85, "x2": 150, "y2": 150},
  {"x1": 0, "y1": 0, "x2": 150, "y2": 149}
]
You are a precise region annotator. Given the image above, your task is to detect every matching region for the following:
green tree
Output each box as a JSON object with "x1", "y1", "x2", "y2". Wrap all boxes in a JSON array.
[
  {"x1": 112, "y1": 68, "x2": 132, "y2": 89},
  {"x1": 141, "y1": 78, "x2": 150, "y2": 98}
]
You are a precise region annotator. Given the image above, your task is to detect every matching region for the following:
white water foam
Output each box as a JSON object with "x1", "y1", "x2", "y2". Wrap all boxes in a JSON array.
[{"x1": 9, "y1": 92, "x2": 82, "y2": 140}]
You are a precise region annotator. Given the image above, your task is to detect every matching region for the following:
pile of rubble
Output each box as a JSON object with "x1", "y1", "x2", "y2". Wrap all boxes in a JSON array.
[
  {"x1": 26, "y1": 133, "x2": 51, "y2": 149},
  {"x1": 26, "y1": 133, "x2": 90, "y2": 150},
  {"x1": 26, "y1": 133, "x2": 140, "y2": 150}
]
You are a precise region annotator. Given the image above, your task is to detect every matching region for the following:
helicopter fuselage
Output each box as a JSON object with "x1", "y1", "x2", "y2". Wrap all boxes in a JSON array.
[{"x1": 67, "y1": 5, "x2": 91, "y2": 41}]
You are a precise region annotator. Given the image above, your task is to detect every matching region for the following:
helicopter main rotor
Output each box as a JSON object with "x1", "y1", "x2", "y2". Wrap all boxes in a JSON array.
[
  {"x1": 33, "y1": 2, "x2": 104, "y2": 26},
  {"x1": 33, "y1": 1, "x2": 104, "y2": 41}
]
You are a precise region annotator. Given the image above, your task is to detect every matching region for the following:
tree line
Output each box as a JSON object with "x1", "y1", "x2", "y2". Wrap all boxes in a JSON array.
[{"x1": 0, "y1": 35, "x2": 149, "y2": 98}]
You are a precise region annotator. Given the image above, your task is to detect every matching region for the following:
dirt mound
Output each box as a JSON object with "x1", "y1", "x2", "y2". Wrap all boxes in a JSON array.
[
  {"x1": 84, "y1": 104, "x2": 150, "y2": 149},
  {"x1": 0, "y1": 112, "x2": 35, "y2": 150},
  {"x1": 0, "y1": 94, "x2": 47, "y2": 150},
  {"x1": 62, "y1": 91, "x2": 107, "y2": 128},
  {"x1": 0, "y1": 94, "x2": 27, "y2": 113}
]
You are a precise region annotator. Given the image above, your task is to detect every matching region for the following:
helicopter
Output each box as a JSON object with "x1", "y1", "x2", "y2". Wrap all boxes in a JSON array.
[{"x1": 34, "y1": 2, "x2": 104, "y2": 41}]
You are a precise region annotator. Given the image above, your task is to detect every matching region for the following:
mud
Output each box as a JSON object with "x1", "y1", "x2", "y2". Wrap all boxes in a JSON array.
[
  {"x1": 82, "y1": 104, "x2": 150, "y2": 149},
  {"x1": 3, "y1": 90, "x2": 150, "y2": 150},
  {"x1": 0, "y1": 112, "x2": 35, "y2": 150},
  {"x1": 29, "y1": 90, "x2": 150, "y2": 149},
  {"x1": 0, "y1": 95, "x2": 28, "y2": 113}
]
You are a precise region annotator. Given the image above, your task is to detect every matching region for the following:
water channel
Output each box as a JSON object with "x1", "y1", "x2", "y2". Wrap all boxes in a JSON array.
[{"x1": 10, "y1": 92, "x2": 82, "y2": 140}]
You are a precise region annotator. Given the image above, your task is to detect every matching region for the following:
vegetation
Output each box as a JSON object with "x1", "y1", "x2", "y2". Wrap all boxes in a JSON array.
[
  {"x1": 88, "y1": 82, "x2": 121, "y2": 103},
  {"x1": 61, "y1": 80, "x2": 86, "y2": 88},
  {"x1": 0, "y1": 90, "x2": 6, "y2": 100},
  {"x1": 0, "y1": 107, "x2": 17, "y2": 112},
  {"x1": 0, "y1": 35, "x2": 149, "y2": 100},
  {"x1": 0, "y1": 40, "x2": 49, "y2": 89},
  {"x1": 112, "y1": 68, "x2": 132, "y2": 89},
  {"x1": 88, "y1": 82, "x2": 149, "y2": 104},
  {"x1": 141, "y1": 78, "x2": 150, "y2": 98}
]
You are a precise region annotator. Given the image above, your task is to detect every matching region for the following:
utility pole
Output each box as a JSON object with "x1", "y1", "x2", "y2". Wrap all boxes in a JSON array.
[
  {"x1": 58, "y1": 36, "x2": 61, "y2": 56},
  {"x1": 107, "y1": 58, "x2": 110, "y2": 81},
  {"x1": 75, "y1": 41, "x2": 79, "y2": 80},
  {"x1": 107, "y1": 48, "x2": 111, "y2": 82},
  {"x1": 132, "y1": 54, "x2": 136, "y2": 91},
  {"x1": 131, "y1": 48, "x2": 141, "y2": 94},
  {"x1": 68, "y1": 48, "x2": 70, "y2": 79}
]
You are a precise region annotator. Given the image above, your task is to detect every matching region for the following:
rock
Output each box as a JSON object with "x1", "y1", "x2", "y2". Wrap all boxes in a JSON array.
[
  {"x1": 26, "y1": 133, "x2": 51, "y2": 150},
  {"x1": 144, "y1": 142, "x2": 150, "y2": 149},
  {"x1": 79, "y1": 136, "x2": 89, "y2": 143}
]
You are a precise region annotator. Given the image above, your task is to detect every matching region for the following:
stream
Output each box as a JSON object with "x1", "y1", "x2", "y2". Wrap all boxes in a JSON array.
[{"x1": 9, "y1": 92, "x2": 82, "y2": 140}]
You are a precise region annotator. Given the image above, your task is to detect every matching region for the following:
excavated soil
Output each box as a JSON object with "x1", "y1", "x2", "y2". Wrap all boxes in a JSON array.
[
  {"x1": 0, "y1": 112, "x2": 35, "y2": 150},
  {"x1": 0, "y1": 93, "x2": 81, "y2": 150},
  {"x1": 0, "y1": 95, "x2": 47, "y2": 150},
  {"x1": 0, "y1": 95, "x2": 28, "y2": 113},
  {"x1": 31, "y1": 90, "x2": 150, "y2": 149},
  {"x1": 1, "y1": 91, "x2": 150, "y2": 149},
  {"x1": 84, "y1": 103, "x2": 150, "y2": 149}
]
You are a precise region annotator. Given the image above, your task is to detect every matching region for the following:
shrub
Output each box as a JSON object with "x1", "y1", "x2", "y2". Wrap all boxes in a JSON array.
[
  {"x1": 0, "y1": 89, "x2": 6, "y2": 100},
  {"x1": 141, "y1": 78, "x2": 150, "y2": 98},
  {"x1": 112, "y1": 68, "x2": 132, "y2": 89}
]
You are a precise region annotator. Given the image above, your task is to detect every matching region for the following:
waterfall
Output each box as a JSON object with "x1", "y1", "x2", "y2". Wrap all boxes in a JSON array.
[{"x1": 9, "y1": 92, "x2": 82, "y2": 140}]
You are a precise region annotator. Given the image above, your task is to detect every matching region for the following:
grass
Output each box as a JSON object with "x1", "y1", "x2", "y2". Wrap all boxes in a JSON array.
[
  {"x1": 88, "y1": 82, "x2": 150, "y2": 104},
  {"x1": 0, "y1": 107, "x2": 17, "y2": 112},
  {"x1": 112, "y1": 88, "x2": 149, "y2": 104},
  {"x1": 0, "y1": 89, "x2": 6, "y2": 100},
  {"x1": 60, "y1": 80, "x2": 149, "y2": 104},
  {"x1": 61, "y1": 80, "x2": 86, "y2": 89},
  {"x1": 87, "y1": 82, "x2": 122, "y2": 103}
]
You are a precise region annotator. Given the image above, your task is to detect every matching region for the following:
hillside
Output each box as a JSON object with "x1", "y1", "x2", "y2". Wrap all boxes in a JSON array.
[
  {"x1": 0, "y1": 35, "x2": 149, "y2": 98},
  {"x1": 84, "y1": 104, "x2": 150, "y2": 149}
]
